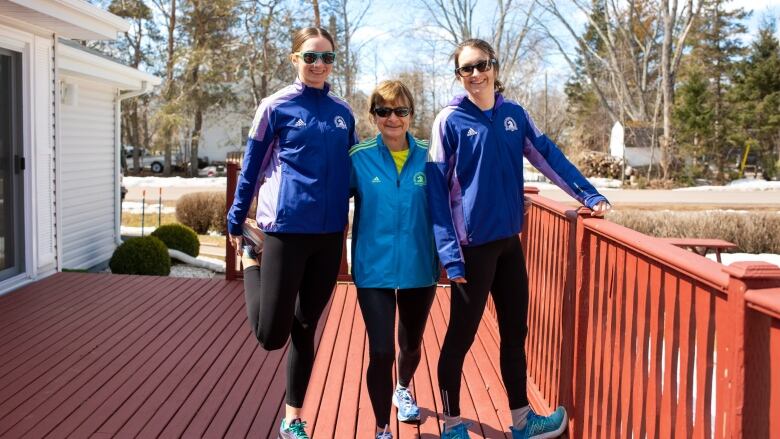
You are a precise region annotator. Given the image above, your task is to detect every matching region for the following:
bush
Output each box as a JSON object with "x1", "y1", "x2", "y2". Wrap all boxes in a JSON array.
[
  {"x1": 607, "y1": 210, "x2": 780, "y2": 254},
  {"x1": 110, "y1": 236, "x2": 171, "y2": 276},
  {"x1": 176, "y1": 191, "x2": 254, "y2": 234},
  {"x1": 151, "y1": 223, "x2": 200, "y2": 257}
]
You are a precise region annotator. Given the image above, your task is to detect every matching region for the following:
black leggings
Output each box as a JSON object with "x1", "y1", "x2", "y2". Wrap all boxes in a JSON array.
[
  {"x1": 357, "y1": 286, "x2": 436, "y2": 428},
  {"x1": 242, "y1": 231, "x2": 343, "y2": 408},
  {"x1": 438, "y1": 235, "x2": 529, "y2": 416}
]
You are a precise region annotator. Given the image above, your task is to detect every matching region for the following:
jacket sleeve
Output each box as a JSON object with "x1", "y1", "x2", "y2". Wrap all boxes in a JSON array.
[
  {"x1": 520, "y1": 108, "x2": 608, "y2": 209},
  {"x1": 425, "y1": 111, "x2": 465, "y2": 279},
  {"x1": 226, "y1": 100, "x2": 276, "y2": 236}
]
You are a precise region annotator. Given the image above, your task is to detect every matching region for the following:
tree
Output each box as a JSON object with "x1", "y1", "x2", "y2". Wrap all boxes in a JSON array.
[
  {"x1": 324, "y1": 0, "x2": 372, "y2": 103},
  {"x1": 729, "y1": 19, "x2": 780, "y2": 179},
  {"x1": 180, "y1": 0, "x2": 239, "y2": 176},
  {"x1": 674, "y1": 66, "x2": 713, "y2": 180},
  {"x1": 679, "y1": 0, "x2": 748, "y2": 181}
]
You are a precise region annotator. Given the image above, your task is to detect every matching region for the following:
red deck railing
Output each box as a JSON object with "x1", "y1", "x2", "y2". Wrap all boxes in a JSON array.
[
  {"x1": 522, "y1": 187, "x2": 780, "y2": 438},
  {"x1": 227, "y1": 161, "x2": 780, "y2": 438}
]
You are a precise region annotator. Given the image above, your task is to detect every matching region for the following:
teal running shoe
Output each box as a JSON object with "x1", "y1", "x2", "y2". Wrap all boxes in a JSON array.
[
  {"x1": 441, "y1": 421, "x2": 471, "y2": 439},
  {"x1": 375, "y1": 425, "x2": 393, "y2": 439},
  {"x1": 510, "y1": 406, "x2": 568, "y2": 439},
  {"x1": 392, "y1": 387, "x2": 420, "y2": 422},
  {"x1": 279, "y1": 418, "x2": 309, "y2": 439}
]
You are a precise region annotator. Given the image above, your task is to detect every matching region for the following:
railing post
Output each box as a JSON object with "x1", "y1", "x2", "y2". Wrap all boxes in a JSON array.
[
  {"x1": 721, "y1": 262, "x2": 780, "y2": 438},
  {"x1": 225, "y1": 161, "x2": 238, "y2": 281},
  {"x1": 567, "y1": 207, "x2": 592, "y2": 438}
]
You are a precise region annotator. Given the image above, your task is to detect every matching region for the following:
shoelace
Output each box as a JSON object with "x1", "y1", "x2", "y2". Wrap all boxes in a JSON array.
[
  {"x1": 526, "y1": 413, "x2": 557, "y2": 434},
  {"x1": 397, "y1": 389, "x2": 415, "y2": 412},
  {"x1": 376, "y1": 425, "x2": 392, "y2": 439},
  {"x1": 286, "y1": 420, "x2": 309, "y2": 438}
]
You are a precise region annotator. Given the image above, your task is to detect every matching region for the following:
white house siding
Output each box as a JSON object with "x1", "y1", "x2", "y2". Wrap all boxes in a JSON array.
[
  {"x1": 58, "y1": 76, "x2": 117, "y2": 269},
  {"x1": 32, "y1": 34, "x2": 57, "y2": 275}
]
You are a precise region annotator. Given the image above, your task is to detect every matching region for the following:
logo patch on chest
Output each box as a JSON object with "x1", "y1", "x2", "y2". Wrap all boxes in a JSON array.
[
  {"x1": 504, "y1": 117, "x2": 518, "y2": 132},
  {"x1": 413, "y1": 172, "x2": 427, "y2": 186},
  {"x1": 466, "y1": 127, "x2": 478, "y2": 137},
  {"x1": 294, "y1": 118, "x2": 306, "y2": 128},
  {"x1": 371, "y1": 176, "x2": 381, "y2": 184},
  {"x1": 334, "y1": 116, "x2": 347, "y2": 130}
]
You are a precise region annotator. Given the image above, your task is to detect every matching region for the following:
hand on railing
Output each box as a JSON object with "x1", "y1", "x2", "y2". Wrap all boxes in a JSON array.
[
  {"x1": 450, "y1": 276, "x2": 468, "y2": 284},
  {"x1": 590, "y1": 201, "x2": 612, "y2": 217}
]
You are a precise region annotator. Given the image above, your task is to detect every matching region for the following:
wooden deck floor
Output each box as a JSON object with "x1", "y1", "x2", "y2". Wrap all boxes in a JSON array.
[{"x1": 0, "y1": 273, "x2": 512, "y2": 438}]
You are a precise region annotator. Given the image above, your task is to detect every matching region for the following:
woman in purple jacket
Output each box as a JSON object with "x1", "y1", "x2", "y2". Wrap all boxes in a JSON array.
[
  {"x1": 426, "y1": 39, "x2": 611, "y2": 439},
  {"x1": 226, "y1": 27, "x2": 358, "y2": 439}
]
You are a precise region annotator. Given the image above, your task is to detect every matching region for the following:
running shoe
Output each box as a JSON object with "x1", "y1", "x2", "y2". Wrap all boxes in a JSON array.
[
  {"x1": 392, "y1": 387, "x2": 420, "y2": 422},
  {"x1": 441, "y1": 421, "x2": 471, "y2": 439},
  {"x1": 242, "y1": 219, "x2": 264, "y2": 257},
  {"x1": 375, "y1": 425, "x2": 392, "y2": 439},
  {"x1": 279, "y1": 418, "x2": 309, "y2": 439},
  {"x1": 509, "y1": 406, "x2": 568, "y2": 439}
]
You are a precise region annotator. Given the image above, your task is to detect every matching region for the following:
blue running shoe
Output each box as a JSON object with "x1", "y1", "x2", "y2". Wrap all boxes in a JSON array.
[
  {"x1": 375, "y1": 425, "x2": 393, "y2": 439},
  {"x1": 279, "y1": 418, "x2": 309, "y2": 439},
  {"x1": 510, "y1": 406, "x2": 568, "y2": 439},
  {"x1": 441, "y1": 421, "x2": 471, "y2": 439},
  {"x1": 392, "y1": 387, "x2": 420, "y2": 422}
]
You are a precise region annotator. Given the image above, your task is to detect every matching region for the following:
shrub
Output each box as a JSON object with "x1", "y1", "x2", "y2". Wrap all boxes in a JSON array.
[
  {"x1": 109, "y1": 236, "x2": 171, "y2": 276},
  {"x1": 151, "y1": 223, "x2": 200, "y2": 257},
  {"x1": 176, "y1": 191, "x2": 254, "y2": 234},
  {"x1": 607, "y1": 210, "x2": 780, "y2": 254}
]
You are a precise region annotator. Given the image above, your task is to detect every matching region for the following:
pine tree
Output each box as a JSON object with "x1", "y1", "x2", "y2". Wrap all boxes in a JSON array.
[
  {"x1": 674, "y1": 66, "x2": 713, "y2": 181},
  {"x1": 729, "y1": 19, "x2": 780, "y2": 179},
  {"x1": 678, "y1": 0, "x2": 748, "y2": 181}
]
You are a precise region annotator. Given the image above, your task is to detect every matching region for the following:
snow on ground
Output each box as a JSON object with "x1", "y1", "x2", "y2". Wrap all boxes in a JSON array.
[
  {"x1": 527, "y1": 177, "x2": 623, "y2": 190},
  {"x1": 674, "y1": 178, "x2": 780, "y2": 191},
  {"x1": 124, "y1": 176, "x2": 226, "y2": 188},
  {"x1": 706, "y1": 252, "x2": 780, "y2": 268},
  {"x1": 122, "y1": 201, "x2": 176, "y2": 214}
]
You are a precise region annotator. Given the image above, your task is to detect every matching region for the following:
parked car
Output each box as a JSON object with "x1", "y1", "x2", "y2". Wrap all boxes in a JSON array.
[{"x1": 123, "y1": 145, "x2": 173, "y2": 173}]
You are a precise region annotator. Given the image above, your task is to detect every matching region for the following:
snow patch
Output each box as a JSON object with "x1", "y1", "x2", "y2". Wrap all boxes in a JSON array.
[
  {"x1": 705, "y1": 252, "x2": 780, "y2": 268},
  {"x1": 124, "y1": 176, "x2": 226, "y2": 188}
]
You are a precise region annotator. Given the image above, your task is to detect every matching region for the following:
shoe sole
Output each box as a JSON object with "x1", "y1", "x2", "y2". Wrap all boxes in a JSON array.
[
  {"x1": 392, "y1": 393, "x2": 420, "y2": 422},
  {"x1": 528, "y1": 410, "x2": 569, "y2": 439}
]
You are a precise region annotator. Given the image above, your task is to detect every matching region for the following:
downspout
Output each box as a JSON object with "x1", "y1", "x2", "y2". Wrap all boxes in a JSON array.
[{"x1": 114, "y1": 81, "x2": 150, "y2": 245}]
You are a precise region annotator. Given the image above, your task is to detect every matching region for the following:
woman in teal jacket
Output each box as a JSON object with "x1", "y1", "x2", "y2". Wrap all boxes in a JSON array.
[{"x1": 350, "y1": 80, "x2": 439, "y2": 439}]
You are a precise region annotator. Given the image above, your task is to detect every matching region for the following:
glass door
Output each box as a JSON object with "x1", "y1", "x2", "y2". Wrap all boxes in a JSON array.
[{"x1": 0, "y1": 48, "x2": 24, "y2": 281}]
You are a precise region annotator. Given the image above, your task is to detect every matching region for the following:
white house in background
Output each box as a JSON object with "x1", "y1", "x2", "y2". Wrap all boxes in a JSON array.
[{"x1": 0, "y1": 0, "x2": 160, "y2": 295}]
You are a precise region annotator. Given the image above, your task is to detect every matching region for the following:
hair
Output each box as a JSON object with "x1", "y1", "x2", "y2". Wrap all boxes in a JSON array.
[
  {"x1": 451, "y1": 38, "x2": 505, "y2": 93},
  {"x1": 368, "y1": 80, "x2": 415, "y2": 117},
  {"x1": 291, "y1": 27, "x2": 336, "y2": 53}
]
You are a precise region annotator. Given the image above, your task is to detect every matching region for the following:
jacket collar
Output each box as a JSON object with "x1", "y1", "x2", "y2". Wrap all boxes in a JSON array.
[
  {"x1": 294, "y1": 77, "x2": 331, "y2": 95},
  {"x1": 449, "y1": 92, "x2": 504, "y2": 114}
]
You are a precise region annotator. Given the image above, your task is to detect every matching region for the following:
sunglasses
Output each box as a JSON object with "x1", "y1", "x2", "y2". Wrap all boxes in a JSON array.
[
  {"x1": 294, "y1": 51, "x2": 336, "y2": 64},
  {"x1": 455, "y1": 59, "x2": 497, "y2": 77},
  {"x1": 372, "y1": 107, "x2": 411, "y2": 118}
]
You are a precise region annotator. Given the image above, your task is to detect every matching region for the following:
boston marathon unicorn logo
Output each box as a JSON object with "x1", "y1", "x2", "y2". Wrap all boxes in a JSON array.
[
  {"x1": 504, "y1": 116, "x2": 518, "y2": 132},
  {"x1": 334, "y1": 115, "x2": 347, "y2": 130},
  {"x1": 413, "y1": 172, "x2": 426, "y2": 186}
]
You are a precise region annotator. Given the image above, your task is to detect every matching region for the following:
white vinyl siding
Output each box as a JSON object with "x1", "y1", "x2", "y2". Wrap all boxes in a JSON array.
[
  {"x1": 58, "y1": 76, "x2": 116, "y2": 269},
  {"x1": 32, "y1": 34, "x2": 56, "y2": 272}
]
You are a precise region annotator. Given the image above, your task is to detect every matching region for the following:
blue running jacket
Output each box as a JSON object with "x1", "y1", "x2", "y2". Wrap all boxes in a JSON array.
[
  {"x1": 227, "y1": 79, "x2": 359, "y2": 236},
  {"x1": 350, "y1": 133, "x2": 439, "y2": 289},
  {"x1": 426, "y1": 93, "x2": 608, "y2": 279}
]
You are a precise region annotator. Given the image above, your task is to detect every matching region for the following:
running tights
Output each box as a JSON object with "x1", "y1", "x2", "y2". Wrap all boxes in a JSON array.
[
  {"x1": 438, "y1": 235, "x2": 530, "y2": 416},
  {"x1": 357, "y1": 286, "x2": 436, "y2": 428},
  {"x1": 242, "y1": 231, "x2": 343, "y2": 408}
]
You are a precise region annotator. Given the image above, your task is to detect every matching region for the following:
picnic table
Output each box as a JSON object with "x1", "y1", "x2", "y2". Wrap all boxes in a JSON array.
[{"x1": 660, "y1": 237, "x2": 738, "y2": 263}]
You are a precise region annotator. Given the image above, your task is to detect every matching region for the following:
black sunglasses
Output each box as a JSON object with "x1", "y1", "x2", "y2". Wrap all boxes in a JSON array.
[
  {"x1": 372, "y1": 107, "x2": 411, "y2": 118},
  {"x1": 455, "y1": 59, "x2": 497, "y2": 77},
  {"x1": 294, "y1": 51, "x2": 336, "y2": 65}
]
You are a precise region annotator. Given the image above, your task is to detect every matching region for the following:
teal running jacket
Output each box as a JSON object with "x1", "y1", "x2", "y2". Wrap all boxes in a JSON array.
[{"x1": 350, "y1": 133, "x2": 439, "y2": 289}]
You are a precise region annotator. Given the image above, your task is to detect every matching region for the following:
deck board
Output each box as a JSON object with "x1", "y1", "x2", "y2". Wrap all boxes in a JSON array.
[{"x1": 0, "y1": 273, "x2": 513, "y2": 438}]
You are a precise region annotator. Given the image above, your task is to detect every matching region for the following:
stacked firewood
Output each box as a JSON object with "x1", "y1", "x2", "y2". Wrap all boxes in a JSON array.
[{"x1": 576, "y1": 151, "x2": 624, "y2": 179}]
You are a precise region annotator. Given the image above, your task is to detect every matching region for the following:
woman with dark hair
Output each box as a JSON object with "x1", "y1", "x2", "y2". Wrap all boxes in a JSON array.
[
  {"x1": 350, "y1": 80, "x2": 439, "y2": 439},
  {"x1": 227, "y1": 27, "x2": 358, "y2": 439},
  {"x1": 426, "y1": 39, "x2": 611, "y2": 439}
]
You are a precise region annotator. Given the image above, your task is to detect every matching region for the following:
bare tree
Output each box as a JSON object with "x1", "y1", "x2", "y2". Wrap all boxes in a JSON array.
[
  {"x1": 325, "y1": 0, "x2": 372, "y2": 102},
  {"x1": 312, "y1": 0, "x2": 321, "y2": 26}
]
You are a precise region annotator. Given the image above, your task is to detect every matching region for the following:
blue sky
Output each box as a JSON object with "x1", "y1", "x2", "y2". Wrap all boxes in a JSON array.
[{"x1": 349, "y1": 0, "x2": 780, "y2": 95}]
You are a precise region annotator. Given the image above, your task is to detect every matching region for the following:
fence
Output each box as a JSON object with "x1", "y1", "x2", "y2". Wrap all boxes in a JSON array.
[{"x1": 522, "y1": 187, "x2": 780, "y2": 438}]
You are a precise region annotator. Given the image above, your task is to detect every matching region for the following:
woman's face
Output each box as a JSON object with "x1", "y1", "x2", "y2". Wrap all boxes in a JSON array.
[
  {"x1": 373, "y1": 98, "x2": 411, "y2": 142},
  {"x1": 292, "y1": 36, "x2": 334, "y2": 89},
  {"x1": 456, "y1": 46, "x2": 495, "y2": 98}
]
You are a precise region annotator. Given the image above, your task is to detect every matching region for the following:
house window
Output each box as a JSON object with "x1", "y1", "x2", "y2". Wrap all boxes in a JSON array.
[{"x1": 0, "y1": 48, "x2": 24, "y2": 281}]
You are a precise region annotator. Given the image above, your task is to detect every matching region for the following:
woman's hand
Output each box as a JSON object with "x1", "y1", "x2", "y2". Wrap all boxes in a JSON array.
[
  {"x1": 450, "y1": 276, "x2": 467, "y2": 284},
  {"x1": 591, "y1": 201, "x2": 612, "y2": 217},
  {"x1": 229, "y1": 234, "x2": 243, "y2": 256}
]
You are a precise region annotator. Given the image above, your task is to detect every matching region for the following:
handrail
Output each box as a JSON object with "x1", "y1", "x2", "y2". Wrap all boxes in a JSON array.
[{"x1": 745, "y1": 288, "x2": 780, "y2": 320}]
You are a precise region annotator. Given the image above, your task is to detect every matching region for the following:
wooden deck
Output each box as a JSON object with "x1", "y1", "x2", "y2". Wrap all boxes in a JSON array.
[{"x1": 0, "y1": 273, "x2": 512, "y2": 438}]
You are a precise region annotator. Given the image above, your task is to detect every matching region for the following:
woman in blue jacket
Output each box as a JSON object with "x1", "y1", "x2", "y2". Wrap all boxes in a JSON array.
[
  {"x1": 426, "y1": 39, "x2": 611, "y2": 439},
  {"x1": 226, "y1": 27, "x2": 358, "y2": 439},
  {"x1": 350, "y1": 80, "x2": 439, "y2": 439}
]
